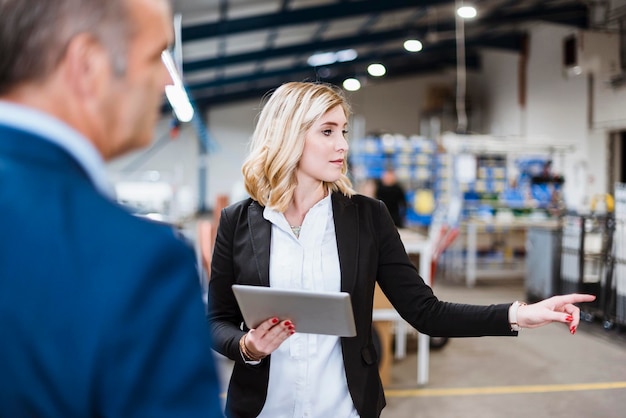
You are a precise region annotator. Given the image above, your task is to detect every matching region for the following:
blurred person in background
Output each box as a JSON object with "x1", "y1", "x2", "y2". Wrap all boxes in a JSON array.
[
  {"x1": 375, "y1": 166, "x2": 407, "y2": 228},
  {"x1": 0, "y1": 0, "x2": 223, "y2": 416}
]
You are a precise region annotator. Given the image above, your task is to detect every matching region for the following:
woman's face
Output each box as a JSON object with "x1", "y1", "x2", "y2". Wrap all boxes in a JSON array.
[{"x1": 297, "y1": 105, "x2": 349, "y2": 186}]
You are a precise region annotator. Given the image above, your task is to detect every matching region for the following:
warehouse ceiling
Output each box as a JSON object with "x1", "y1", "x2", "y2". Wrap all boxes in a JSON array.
[{"x1": 170, "y1": 0, "x2": 591, "y2": 109}]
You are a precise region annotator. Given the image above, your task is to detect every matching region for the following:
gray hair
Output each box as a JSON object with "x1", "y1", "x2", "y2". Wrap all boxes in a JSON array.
[{"x1": 0, "y1": 0, "x2": 132, "y2": 94}]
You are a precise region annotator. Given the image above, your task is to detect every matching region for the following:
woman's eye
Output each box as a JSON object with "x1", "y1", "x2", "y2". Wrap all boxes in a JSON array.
[
  {"x1": 322, "y1": 129, "x2": 333, "y2": 136},
  {"x1": 342, "y1": 130, "x2": 349, "y2": 137}
]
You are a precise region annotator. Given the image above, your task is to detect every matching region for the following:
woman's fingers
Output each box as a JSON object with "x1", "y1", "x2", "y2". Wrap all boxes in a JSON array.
[
  {"x1": 247, "y1": 318, "x2": 295, "y2": 356},
  {"x1": 518, "y1": 293, "x2": 595, "y2": 330},
  {"x1": 254, "y1": 317, "x2": 295, "y2": 337},
  {"x1": 548, "y1": 294, "x2": 594, "y2": 330},
  {"x1": 518, "y1": 304, "x2": 560, "y2": 328},
  {"x1": 562, "y1": 303, "x2": 581, "y2": 327},
  {"x1": 264, "y1": 320, "x2": 296, "y2": 347},
  {"x1": 550, "y1": 293, "x2": 596, "y2": 307},
  {"x1": 254, "y1": 316, "x2": 280, "y2": 333}
]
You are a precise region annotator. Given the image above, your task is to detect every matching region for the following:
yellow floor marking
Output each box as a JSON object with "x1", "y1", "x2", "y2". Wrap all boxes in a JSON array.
[{"x1": 384, "y1": 382, "x2": 626, "y2": 398}]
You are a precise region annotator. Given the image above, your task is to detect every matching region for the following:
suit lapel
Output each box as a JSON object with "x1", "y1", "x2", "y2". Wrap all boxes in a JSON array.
[
  {"x1": 248, "y1": 201, "x2": 271, "y2": 286},
  {"x1": 332, "y1": 193, "x2": 359, "y2": 294}
]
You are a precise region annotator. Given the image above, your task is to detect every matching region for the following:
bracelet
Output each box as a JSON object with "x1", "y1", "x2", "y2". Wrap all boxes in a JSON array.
[
  {"x1": 509, "y1": 300, "x2": 527, "y2": 332},
  {"x1": 239, "y1": 333, "x2": 265, "y2": 362}
]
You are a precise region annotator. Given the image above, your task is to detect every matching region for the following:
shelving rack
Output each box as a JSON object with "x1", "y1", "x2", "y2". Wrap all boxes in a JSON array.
[
  {"x1": 349, "y1": 134, "x2": 444, "y2": 226},
  {"x1": 560, "y1": 213, "x2": 611, "y2": 318},
  {"x1": 603, "y1": 183, "x2": 626, "y2": 328},
  {"x1": 438, "y1": 133, "x2": 574, "y2": 285}
]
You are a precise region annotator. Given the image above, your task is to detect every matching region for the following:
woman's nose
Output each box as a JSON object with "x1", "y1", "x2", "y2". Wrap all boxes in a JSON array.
[{"x1": 337, "y1": 135, "x2": 349, "y2": 151}]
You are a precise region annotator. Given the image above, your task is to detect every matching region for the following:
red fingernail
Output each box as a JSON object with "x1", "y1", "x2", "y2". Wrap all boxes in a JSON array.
[
  {"x1": 290, "y1": 331, "x2": 295, "y2": 335},
  {"x1": 272, "y1": 317, "x2": 279, "y2": 324},
  {"x1": 570, "y1": 326, "x2": 576, "y2": 334},
  {"x1": 284, "y1": 321, "x2": 291, "y2": 326},
  {"x1": 566, "y1": 315, "x2": 573, "y2": 322},
  {"x1": 288, "y1": 326, "x2": 295, "y2": 331}
]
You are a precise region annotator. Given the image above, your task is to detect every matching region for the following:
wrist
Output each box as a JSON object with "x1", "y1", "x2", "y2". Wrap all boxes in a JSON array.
[
  {"x1": 239, "y1": 333, "x2": 265, "y2": 362},
  {"x1": 508, "y1": 300, "x2": 527, "y2": 332}
]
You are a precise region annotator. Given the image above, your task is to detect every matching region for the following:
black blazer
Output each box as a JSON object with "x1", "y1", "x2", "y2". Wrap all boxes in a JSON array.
[{"x1": 208, "y1": 192, "x2": 515, "y2": 418}]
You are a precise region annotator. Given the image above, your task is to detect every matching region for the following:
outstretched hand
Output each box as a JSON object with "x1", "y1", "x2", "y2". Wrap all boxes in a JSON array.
[{"x1": 517, "y1": 293, "x2": 596, "y2": 334}]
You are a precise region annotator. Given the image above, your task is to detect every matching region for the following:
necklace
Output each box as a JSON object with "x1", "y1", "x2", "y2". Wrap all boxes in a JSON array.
[{"x1": 288, "y1": 188, "x2": 328, "y2": 239}]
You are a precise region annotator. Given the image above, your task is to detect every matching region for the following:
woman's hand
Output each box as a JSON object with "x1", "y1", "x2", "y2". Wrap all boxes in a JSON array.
[
  {"x1": 242, "y1": 317, "x2": 295, "y2": 360},
  {"x1": 516, "y1": 293, "x2": 596, "y2": 334}
]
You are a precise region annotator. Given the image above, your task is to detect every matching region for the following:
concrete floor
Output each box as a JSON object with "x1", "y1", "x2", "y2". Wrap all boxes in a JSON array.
[
  {"x1": 213, "y1": 278, "x2": 626, "y2": 418},
  {"x1": 381, "y1": 278, "x2": 626, "y2": 418}
]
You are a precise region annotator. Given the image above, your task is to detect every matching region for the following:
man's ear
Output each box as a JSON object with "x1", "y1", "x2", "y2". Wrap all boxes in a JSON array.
[{"x1": 61, "y1": 33, "x2": 111, "y2": 100}]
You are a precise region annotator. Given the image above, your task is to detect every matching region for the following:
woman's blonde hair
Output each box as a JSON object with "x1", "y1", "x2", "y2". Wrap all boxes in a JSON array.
[{"x1": 242, "y1": 81, "x2": 355, "y2": 211}]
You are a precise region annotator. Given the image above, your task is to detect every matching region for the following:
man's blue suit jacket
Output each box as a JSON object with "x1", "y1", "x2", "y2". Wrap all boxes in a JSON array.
[{"x1": 0, "y1": 125, "x2": 223, "y2": 417}]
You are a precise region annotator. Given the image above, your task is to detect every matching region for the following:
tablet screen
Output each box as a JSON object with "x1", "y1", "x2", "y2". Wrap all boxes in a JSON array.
[{"x1": 232, "y1": 284, "x2": 356, "y2": 337}]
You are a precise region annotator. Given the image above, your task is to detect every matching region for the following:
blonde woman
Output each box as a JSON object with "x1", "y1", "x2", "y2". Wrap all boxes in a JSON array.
[{"x1": 207, "y1": 81, "x2": 594, "y2": 418}]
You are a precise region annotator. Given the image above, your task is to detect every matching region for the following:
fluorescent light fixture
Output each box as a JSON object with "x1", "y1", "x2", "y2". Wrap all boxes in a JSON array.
[
  {"x1": 335, "y1": 49, "x2": 358, "y2": 62},
  {"x1": 457, "y1": 6, "x2": 477, "y2": 19},
  {"x1": 343, "y1": 78, "x2": 361, "y2": 91},
  {"x1": 367, "y1": 63, "x2": 386, "y2": 77},
  {"x1": 307, "y1": 51, "x2": 337, "y2": 67},
  {"x1": 307, "y1": 49, "x2": 358, "y2": 67},
  {"x1": 404, "y1": 39, "x2": 423, "y2": 52},
  {"x1": 165, "y1": 85, "x2": 194, "y2": 123},
  {"x1": 161, "y1": 50, "x2": 194, "y2": 123}
]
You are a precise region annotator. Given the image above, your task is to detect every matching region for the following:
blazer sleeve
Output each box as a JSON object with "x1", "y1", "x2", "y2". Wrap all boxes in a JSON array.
[
  {"x1": 207, "y1": 204, "x2": 249, "y2": 363},
  {"x1": 96, "y1": 222, "x2": 224, "y2": 417},
  {"x1": 373, "y1": 200, "x2": 516, "y2": 337}
]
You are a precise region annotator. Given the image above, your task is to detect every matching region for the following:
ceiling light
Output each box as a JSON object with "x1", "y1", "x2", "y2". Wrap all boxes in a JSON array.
[
  {"x1": 404, "y1": 39, "x2": 423, "y2": 52},
  {"x1": 307, "y1": 49, "x2": 358, "y2": 67},
  {"x1": 307, "y1": 52, "x2": 337, "y2": 67},
  {"x1": 162, "y1": 50, "x2": 194, "y2": 122},
  {"x1": 343, "y1": 78, "x2": 361, "y2": 92},
  {"x1": 165, "y1": 85, "x2": 194, "y2": 123},
  {"x1": 336, "y1": 49, "x2": 358, "y2": 62},
  {"x1": 457, "y1": 6, "x2": 477, "y2": 19},
  {"x1": 367, "y1": 63, "x2": 386, "y2": 77}
]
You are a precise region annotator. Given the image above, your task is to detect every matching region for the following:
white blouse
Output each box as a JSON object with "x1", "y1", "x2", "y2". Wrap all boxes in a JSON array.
[{"x1": 259, "y1": 194, "x2": 360, "y2": 418}]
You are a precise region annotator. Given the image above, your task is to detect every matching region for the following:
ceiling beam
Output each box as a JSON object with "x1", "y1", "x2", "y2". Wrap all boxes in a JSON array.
[
  {"x1": 189, "y1": 54, "x2": 479, "y2": 109},
  {"x1": 175, "y1": 1, "x2": 589, "y2": 108},
  {"x1": 477, "y1": 2, "x2": 588, "y2": 28},
  {"x1": 183, "y1": 2, "x2": 587, "y2": 74},
  {"x1": 186, "y1": 52, "x2": 469, "y2": 93},
  {"x1": 181, "y1": 0, "x2": 448, "y2": 42},
  {"x1": 186, "y1": 33, "x2": 521, "y2": 93},
  {"x1": 188, "y1": 48, "x2": 486, "y2": 100}
]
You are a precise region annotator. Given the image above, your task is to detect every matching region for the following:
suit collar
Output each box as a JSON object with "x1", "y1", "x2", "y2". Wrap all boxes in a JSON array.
[
  {"x1": 0, "y1": 125, "x2": 89, "y2": 179},
  {"x1": 0, "y1": 122, "x2": 110, "y2": 196}
]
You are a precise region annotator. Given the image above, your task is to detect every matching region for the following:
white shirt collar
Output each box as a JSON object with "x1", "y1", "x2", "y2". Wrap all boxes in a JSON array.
[{"x1": 263, "y1": 192, "x2": 332, "y2": 236}]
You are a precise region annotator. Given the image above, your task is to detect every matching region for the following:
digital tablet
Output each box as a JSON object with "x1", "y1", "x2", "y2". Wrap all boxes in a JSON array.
[{"x1": 231, "y1": 284, "x2": 356, "y2": 337}]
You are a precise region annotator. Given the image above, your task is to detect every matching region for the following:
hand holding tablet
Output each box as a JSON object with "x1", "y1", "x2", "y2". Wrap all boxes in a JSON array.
[{"x1": 232, "y1": 284, "x2": 357, "y2": 337}]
